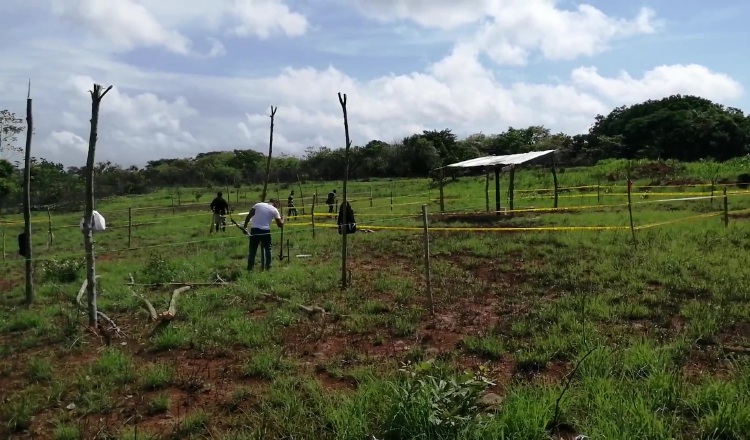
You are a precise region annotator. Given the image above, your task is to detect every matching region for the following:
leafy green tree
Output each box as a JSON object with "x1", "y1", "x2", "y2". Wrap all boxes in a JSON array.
[{"x1": 0, "y1": 109, "x2": 24, "y2": 157}]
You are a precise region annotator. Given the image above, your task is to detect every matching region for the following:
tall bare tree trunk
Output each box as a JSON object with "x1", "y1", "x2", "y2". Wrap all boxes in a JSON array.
[
  {"x1": 22, "y1": 81, "x2": 33, "y2": 305},
  {"x1": 84, "y1": 84, "x2": 112, "y2": 327},
  {"x1": 338, "y1": 93, "x2": 352, "y2": 290},
  {"x1": 260, "y1": 106, "x2": 277, "y2": 202}
]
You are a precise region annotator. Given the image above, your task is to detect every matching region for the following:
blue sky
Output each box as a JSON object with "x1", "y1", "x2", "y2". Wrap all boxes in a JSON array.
[{"x1": 0, "y1": 0, "x2": 747, "y2": 167}]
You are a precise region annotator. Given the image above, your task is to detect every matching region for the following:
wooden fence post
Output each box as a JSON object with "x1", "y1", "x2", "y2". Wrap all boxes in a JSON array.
[
  {"x1": 421, "y1": 204, "x2": 434, "y2": 315},
  {"x1": 128, "y1": 207, "x2": 133, "y2": 248},
  {"x1": 627, "y1": 176, "x2": 636, "y2": 247},
  {"x1": 552, "y1": 155, "x2": 559, "y2": 209},
  {"x1": 46, "y1": 207, "x2": 53, "y2": 248},
  {"x1": 723, "y1": 186, "x2": 729, "y2": 227},
  {"x1": 22, "y1": 81, "x2": 34, "y2": 305},
  {"x1": 311, "y1": 195, "x2": 316, "y2": 239},
  {"x1": 439, "y1": 168, "x2": 445, "y2": 213},
  {"x1": 485, "y1": 170, "x2": 490, "y2": 213},
  {"x1": 338, "y1": 92, "x2": 352, "y2": 290},
  {"x1": 2, "y1": 232, "x2": 5, "y2": 261},
  {"x1": 369, "y1": 186, "x2": 373, "y2": 207},
  {"x1": 508, "y1": 167, "x2": 515, "y2": 211},
  {"x1": 597, "y1": 180, "x2": 601, "y2": 204},
  {"x1": 390, "y1": 189, "x2": 393, "y2": 211},
  {"x1": 171, "y1": 196, "x2": 175, "y2": 215}
]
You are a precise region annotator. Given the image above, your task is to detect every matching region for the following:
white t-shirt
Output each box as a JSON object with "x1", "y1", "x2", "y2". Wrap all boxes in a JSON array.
[{"x1": 250, "y1": 203, "x2": 281, "y2": 230}]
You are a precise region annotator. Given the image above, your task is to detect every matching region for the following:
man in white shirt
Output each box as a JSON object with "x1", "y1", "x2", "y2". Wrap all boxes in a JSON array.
[{"x1": 243, "y1": 198, "x2": 284, "y2": 271}]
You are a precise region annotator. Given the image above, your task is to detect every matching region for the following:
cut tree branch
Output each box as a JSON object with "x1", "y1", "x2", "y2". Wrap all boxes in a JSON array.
[{"x1": 260, "y1": 105, "x2": 278, "y2": 202}]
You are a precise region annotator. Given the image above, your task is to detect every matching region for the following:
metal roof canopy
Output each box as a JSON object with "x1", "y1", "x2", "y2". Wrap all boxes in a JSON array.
[
  {"x1": 441, "y1": 149, "x2": 559, "y2": 215},
  {"x1": 446, "y1": 149, "x2": 557, "y2": 169}
]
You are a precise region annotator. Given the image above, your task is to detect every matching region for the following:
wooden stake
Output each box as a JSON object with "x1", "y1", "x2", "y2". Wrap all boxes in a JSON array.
[
  {"x1": 494, "y1": 167, "x2": 501, "y2": 215},
  {"x1": 127, "y1": 207, "x2": 132, "y2": 248},
  {"x1": 46, "y1": 207, "x2": 52, "y2": 248},
  {"x1": 311, "y1": 194, "x2": 316, "y2": 239},
  {"x1": 338, "y1": 92, "x2": 351, "y2": 289},
  {"x1": 83, "y1": 83, "x2": 113, "y2": 326},
  {"x1": 710, "y1": 181, "x2": 715, "y2": 204},
  {"x1": 552, "y1": 154, "x2": 559, "y2": 209},
  {"x1": 369, "y1": 186, "x2": 373, "y2": 207},
  {"x1": 2, "y1": 231, "x2": 5, "y2": 261},
  {"x1": 597, "y1": 180, "x2": 601, "y2": 204},
  {"x1": 485, "y1": 169, "x2": 490, "y2": 213},
  {"x1": 297, "y1": 176, "x2": 305, "y2": 215},
  {"x1": 22, "y1": 80, "x2": 34, "y2": 305},
  {"x1": 171, "y1": 196, "x2": 175, "y2": 215},
  {"x1": 723, "y1": 186, "x2": 729, "y2": 227},
  {"x1": 390, "y1": 189, "x2": 393, "y2": 211},
  {"x1": 438, "y1": 168, "x2": 445, "y2": 213},
  {"x1": 260, "y1": 106, "x2": 277, "y2": 201},
  {"x1": 509, "y1": 166, "x2": 515, "y2": 211},
  {"x1": 421, "y1": 204, "x2": 434, "y2": 315},
  {"x1": 626, "y1": 172, "x2": 636, "y2": 247}
]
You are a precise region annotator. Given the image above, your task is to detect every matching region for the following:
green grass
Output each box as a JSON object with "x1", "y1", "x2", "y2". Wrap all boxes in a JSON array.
[{"x1": 1, "y1": 163, "x2": 750, "y2": 438}]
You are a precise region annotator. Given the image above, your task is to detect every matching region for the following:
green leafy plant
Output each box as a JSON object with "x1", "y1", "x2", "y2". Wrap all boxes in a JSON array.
[{"x1": 40, "y1": 257, "x2": 83, "y2": 283}]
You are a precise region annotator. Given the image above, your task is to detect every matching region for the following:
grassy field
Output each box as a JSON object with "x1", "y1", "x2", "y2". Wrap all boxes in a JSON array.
[{"x1": 1, "y1": 163, "x2": 750, "y2": 439}]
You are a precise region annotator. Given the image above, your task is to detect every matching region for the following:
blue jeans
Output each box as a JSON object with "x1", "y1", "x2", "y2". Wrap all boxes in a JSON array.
[{"x1": 248, "y1": 228, "x2": 272, "y2": 270}]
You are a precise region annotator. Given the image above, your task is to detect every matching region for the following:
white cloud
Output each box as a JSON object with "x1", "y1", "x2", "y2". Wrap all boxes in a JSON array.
[
  {"x1": 232, "y1": 0, "x2": 308, "y2": 38},
  {"x1": 354, "y1": 0, "x2": 662, "y2": 65},
  {"x1": 0, "y1": 1, "x2": 744, "y2": 167},
  {"x1": 48, "y1": 130, "x2": 88, "y2": 153},
  {"x1": 51, "y1": 0, "x2": 192, "y2": 54},
  {"x1": 571, "y1": 64, "x2": 744, "y2": 104},
  {"x1": 50, "y1": 0, "x2": 309, "y2": 55},
  {"x1": 207, "y1": 38, "x2": 227, "y2": 58}
]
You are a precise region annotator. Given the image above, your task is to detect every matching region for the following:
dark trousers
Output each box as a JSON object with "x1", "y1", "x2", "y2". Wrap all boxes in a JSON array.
[
  {"x1": 248, "y1": 228, "x2": 272, "y2": 270},
  {"x1": 328, "y1": 203, "x2": 334, "y2": 213},
  {"x1": 288, "y1": 207, "x2": 298, "y2": 217}
]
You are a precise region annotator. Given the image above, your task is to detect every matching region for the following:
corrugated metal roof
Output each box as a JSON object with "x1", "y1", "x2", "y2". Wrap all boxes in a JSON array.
[{"x1": 446, "y1": 149, "x2": 556, "y2": 168}]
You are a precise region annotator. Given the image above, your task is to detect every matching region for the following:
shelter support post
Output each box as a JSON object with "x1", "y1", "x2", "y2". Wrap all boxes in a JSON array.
[
  {"x1": 509, "y1": 166, "x2": 515, "y2": 211},
  {"x1": 494, "y1": 167, "x2": 500, "y2": 215},
  {"x1": 439, "y1": 167, "x2": 445, "y2": 213},
  {"x1": 552, "y1": 154, "x2": 559, "y2": 208}
]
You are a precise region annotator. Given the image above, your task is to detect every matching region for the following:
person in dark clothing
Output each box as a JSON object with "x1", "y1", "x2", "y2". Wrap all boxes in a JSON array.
[
  {"x1": 326, "y1": 189, "x2": 337, "y2": 214},
  {"x1": 287, "y1": 190, "x2": 298, "y2": 218},
  {"x1": 337, "y1": 201, "x2": 356, "y2": 235},
  {"x1": 210, "y1": 192, "x2": 230, "y2": 232}
]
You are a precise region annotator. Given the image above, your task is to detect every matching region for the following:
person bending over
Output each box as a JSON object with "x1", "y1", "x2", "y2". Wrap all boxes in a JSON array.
[
  {"x1": 210, "y1": 192, "x2": 230, "y2": 232},
  {"x1": 243, "y1": 198, "x2": 284, "y2": 271}
]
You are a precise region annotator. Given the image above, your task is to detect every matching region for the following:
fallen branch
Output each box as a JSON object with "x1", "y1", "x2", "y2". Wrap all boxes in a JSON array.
[
  {"x1": 126, "y1": 272, "x2": 228, "y2": 287},
  {"x1": 260, "y1": 293, "x2": 326, "y2": 317},
  {"x1": 74, "y1": 277, "x2": 123, "y2": 341},
  {"x1": 150, "y1": 286, "x2": 191, "y2": 337},
  {"x1": 129, "y1": 287, "x2": 158, "y2": 321},
  {"x1": 259, "y1": 293, "x2": 326, "y2": 340},
  {"x1": 76, "y1": 276, "x2": 101, "y2": 306}
]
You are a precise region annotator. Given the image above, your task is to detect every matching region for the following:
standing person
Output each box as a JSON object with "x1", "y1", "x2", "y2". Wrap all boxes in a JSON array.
[
  {"x1": 287, "y1": 190, "x2": 298, "y2": 218},
  {"x1": 210, "y1": 192, "x2": 230, "y2": 232},
  {"x1": 326, "y1": 189, "x2": 337, "y2": 214},
  {"x1": 243, "y1": 198, "x2": 284, "y2": 271}
]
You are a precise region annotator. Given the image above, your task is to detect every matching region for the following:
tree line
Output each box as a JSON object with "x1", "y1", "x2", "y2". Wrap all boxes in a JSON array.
[{"x1": 1, "y1": 94, "x2": 749, "y2": 212}]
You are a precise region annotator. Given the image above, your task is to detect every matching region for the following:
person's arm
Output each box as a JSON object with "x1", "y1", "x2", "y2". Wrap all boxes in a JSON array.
[
  {"x1": 210, "y1": 199, "x2": 216, "y2": 212},
  {"x1": 243, "y1": 208, "x2": 255, "y2": 230},
  {"x1": 274, "y1": 208, "x2": 284, "y2": 228}
]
